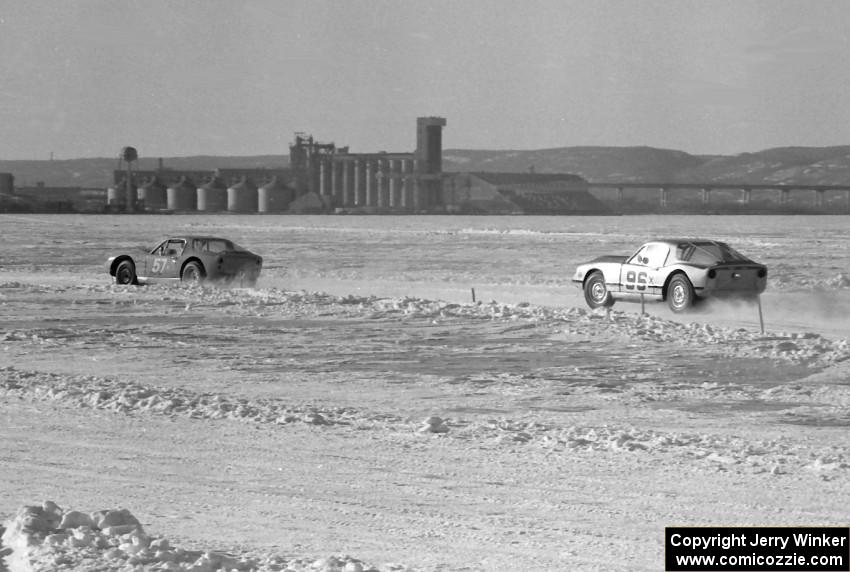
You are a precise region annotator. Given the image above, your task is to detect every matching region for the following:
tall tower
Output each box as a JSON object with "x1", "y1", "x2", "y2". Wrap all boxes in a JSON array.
[
  {"x1": 290, "y1": 133, "x2": 335, "y2": 197},
  {"x1": 415, "y1": 117, "x2": 446, "y2": 174},
  {"x1": 414, "y1": 117, "x2": 447, "y2": 210}
]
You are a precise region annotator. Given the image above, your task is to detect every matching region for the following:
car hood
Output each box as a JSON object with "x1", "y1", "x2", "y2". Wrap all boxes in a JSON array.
[
  {"x1": 584, "y1": 255, "x2": 628, "y2": 264},
  {"x1": 108, "y1": 246, "x2": 151, "y2": 259}
]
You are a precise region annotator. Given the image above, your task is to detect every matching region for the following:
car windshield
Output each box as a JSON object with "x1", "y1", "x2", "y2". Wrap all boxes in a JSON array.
[
  {"x1": 674, "y1": 242, "x2": 752, "y2": 265},
  {"x1": 628, "y1": 243, "x2": 670, "y2": 267}
]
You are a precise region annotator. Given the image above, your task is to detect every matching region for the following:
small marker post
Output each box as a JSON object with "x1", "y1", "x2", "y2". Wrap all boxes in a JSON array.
[
  {"x1": 757, "y1": 295, "x2": 764, "y2": 334},
  {"x1": 471, "y1": 288, "x2": 476, "y2": 303},
  {"x1": 640, "y1": 293, "x2": 645, "y2": 315}
]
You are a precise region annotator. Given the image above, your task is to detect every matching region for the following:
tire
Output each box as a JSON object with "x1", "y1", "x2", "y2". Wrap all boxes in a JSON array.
[
  {"x1": 583, "y1": 271, "x2": 614, "y2": 309},
  {"x1": 181, "y1": 261, "x2": 205, "y2": 284},
  {"x1": 115, "y1": 260, "x2": 137, "y2": 285},
  {"x1": 667, "y1": 274, "x2": 695, "y2": 313}
]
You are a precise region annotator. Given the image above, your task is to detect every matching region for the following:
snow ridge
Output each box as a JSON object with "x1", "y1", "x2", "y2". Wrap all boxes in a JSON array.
[{"x1": 1, "y1": 501, "x2": 385, "y2": 572}]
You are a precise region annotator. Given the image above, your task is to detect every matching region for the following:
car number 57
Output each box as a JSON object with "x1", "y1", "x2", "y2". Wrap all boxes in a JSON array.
[{"x1": 151, "y1": 257, "x2": 168, "y2": 274}]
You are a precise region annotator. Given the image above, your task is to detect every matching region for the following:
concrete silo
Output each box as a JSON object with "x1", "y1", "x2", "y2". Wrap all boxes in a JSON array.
[
  {"x1": 258, "y1": 176, "x2": 293, "y2": 213},
  {"x1": 167, "y1": 176, "x2": 197, "y2": 211},
  {"x1": 106, "y1": 186, "x2": 121, "y2": 207},
  {"x1": 227, "y1": 176, "x2": 258, "y2": 213},
  {"x1": 138, "y1": 176, "x2": 167, "y2": 211},
  {"x1": 107, "y1": 177, "x2": 135, "y2": 210},
  {"x1": 197, "y1": 176, "x2": 228, "y2": 212}
]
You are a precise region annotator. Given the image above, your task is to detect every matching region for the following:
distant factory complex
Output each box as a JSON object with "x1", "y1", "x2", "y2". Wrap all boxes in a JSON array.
[
  {"x1": 105, "y1": 116, "x2": 600, "y2": 215},
  {"x1": 0, "y1": 116, "x2": 603, "y2": 215},
  {"x1": 5, "y1": 116, "x2": 843, "y2": 214}
]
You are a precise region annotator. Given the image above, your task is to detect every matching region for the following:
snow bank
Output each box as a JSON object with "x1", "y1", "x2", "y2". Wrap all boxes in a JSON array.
[
  {"x1": 0, "y1": 502, "x2": 392, "y2": 572},
  {"x1": 0, "y1": 366, "x2": 394, "y2": 429},
  {"x1": 480, "y1": 421, "x2": 849, "y2": 476},
  {"x1": 770, "y1": 270, "x2": 850, "y2": 290},
  {"x1": 3, "y1": 286, "x2": 850, "y2": 480},
  {"x1": 129, "y1": 284, "x2": 850, "y2": 366},
  {"x1": 3, "y1": 364, "x2": 848, "y2": 477},
  {"x1": 560, "y1": 307, "x2": 850, "y2": 366},
  {"x1": 55, "y1": 282, "x2": 843, "y2": 366}
]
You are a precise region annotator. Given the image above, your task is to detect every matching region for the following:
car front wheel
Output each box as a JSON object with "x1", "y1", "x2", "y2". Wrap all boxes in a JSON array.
[
  {"x1": 115, "y1": 260, "x2": 137, "y2": 285},
  {"x1": 181, "y1": 261, "x2": 204, "y2": 284},
  {"x1": 667, "y1": 274, "x2": 694, "y2": 313},
  {"x1": 584, "y1": 271, "x2": 614, "y2": 309}
]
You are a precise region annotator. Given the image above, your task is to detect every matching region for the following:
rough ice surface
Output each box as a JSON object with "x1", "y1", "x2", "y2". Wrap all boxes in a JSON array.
[
  {"x1": 1, "y1": 214, "x2": 850, "y2": 571},
  {"x1": 1, "y1": 501, "x2": 377, "y2": 572}
]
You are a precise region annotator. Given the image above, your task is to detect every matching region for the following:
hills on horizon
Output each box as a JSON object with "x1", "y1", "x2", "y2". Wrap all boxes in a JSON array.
[
  {"x1": 442, "y1": 145, "x2": 850, "y2": 187},
  {"x1": 3, "y1": 145, "x2": 850, "y2": 189}
]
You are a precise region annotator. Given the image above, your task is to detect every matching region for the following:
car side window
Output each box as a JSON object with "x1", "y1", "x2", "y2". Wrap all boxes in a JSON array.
[{"x1": 164, "y1": 239, "x2": 186, "y2": 257}]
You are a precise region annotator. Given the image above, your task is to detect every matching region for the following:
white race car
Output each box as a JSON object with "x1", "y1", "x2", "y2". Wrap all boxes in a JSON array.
[{"x1": 572, "y1": 239, "x2": 767, "y2": 312}]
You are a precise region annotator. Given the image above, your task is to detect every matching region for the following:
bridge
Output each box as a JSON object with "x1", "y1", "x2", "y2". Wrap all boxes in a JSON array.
[{"x1": 586, "y1": 182, "x2": 850, "y2": 210}]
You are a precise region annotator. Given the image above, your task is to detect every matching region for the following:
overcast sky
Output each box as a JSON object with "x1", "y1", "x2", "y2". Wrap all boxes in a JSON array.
[{"x1": 1, "y1": 0, "x2": 849, "y2": 160}]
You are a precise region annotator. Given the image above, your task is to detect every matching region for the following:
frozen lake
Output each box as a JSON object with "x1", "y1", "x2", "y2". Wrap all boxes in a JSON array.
[
  {"x1": 3, "y1": 213, "x2": 849, "y2": 335},
  {"x1": 2, "y1": 213, "x2": 850, "y2": 571}
]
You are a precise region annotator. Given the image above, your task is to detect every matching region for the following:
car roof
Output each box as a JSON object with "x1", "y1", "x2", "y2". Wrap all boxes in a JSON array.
[
  {"x1": 165, "y1": 236, "x2": 231, "y2": 241},
  {"x1": 649, "y1": 238, "x2": 727, "y2": 246}
]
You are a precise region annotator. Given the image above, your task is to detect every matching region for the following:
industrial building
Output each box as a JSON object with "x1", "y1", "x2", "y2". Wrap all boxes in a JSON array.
[
  {"x1": 106, "y1": 116, "x2": 602, "y2": 215},
  {"x1": 8, "y1": 117, "x2": 847, "y2": 214},
  {"x1": 450, "y1": 173, "x2": 607, "y2": 214},
  {"x1": 0, "y1": 174, "x2": 106, "y2": 213}
]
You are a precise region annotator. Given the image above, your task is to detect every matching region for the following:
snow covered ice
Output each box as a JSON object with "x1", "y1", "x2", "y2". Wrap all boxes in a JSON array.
[{"x1": 1, "y1": 214, "x2": 850, "y2": 571}]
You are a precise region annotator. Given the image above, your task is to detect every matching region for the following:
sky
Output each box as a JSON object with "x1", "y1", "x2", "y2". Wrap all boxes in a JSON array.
[{"x1": 1, "y1": 0, "x2": 850, "y2": 160}]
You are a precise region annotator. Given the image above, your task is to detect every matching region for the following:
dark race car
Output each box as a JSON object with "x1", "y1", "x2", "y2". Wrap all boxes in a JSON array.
[
  {"x1": 572, "y1": 238, "x2": 767, "y2": 313},
  {"x1": 107, "y1": 236, "x2": 263, "y2": 287}
]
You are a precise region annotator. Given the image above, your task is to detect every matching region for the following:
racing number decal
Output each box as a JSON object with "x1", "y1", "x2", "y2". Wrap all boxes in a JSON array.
[
  {"x1": 151, "y1": 257, "x2": 168, "y2": 274},
  {"x1": 624, "y1": 270, "x2": 648, "y2": 291}
]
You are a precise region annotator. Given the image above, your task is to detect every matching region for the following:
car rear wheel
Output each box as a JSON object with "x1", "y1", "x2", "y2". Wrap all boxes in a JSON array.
[
  {"x1": 181, "y1": 261, "x2": 204, "y2": 284},
  {"x1": 115, "y1": 260, "x2": 137, "y2": 285},
  {"x1": 667, "y1": 274, "x2": 694, "y2": 313},
  {"x1": 584, "y1": 271, "x2": 614, "y2": 309}
]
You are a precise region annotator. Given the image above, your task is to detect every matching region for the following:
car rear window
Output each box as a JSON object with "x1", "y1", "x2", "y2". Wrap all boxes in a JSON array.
[
  {"x1": 206, "y1": 239, "x2": 232, "y2": 253},
  {"x1": 676, "y1": 242, "x2": 752, "y2": 265},
  {"x1": 193, "y1": 239, "x2": 234, "y2": 253}
]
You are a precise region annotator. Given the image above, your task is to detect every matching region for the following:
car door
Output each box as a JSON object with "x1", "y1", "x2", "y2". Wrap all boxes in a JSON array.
[
  {"x1": 144, "y1": 239, "x2": 185, "y2": 280},
  {"x1": 141, "y1": 240, "x2": 165, "y2": 278},
  {"x1": 619, "y1": 242, "x2": 669, "y2": 299}
]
